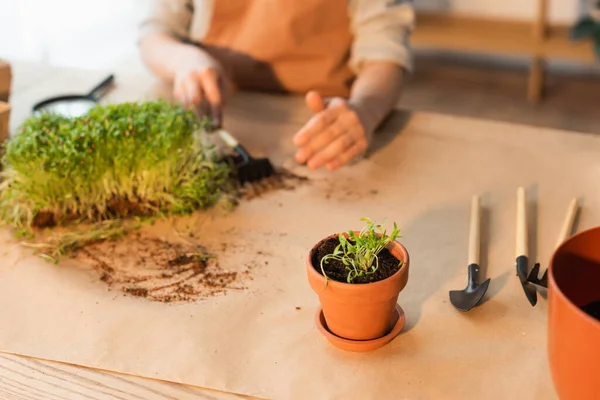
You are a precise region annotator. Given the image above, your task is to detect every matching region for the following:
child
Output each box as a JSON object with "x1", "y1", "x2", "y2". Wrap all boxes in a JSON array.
[{"x1": 138, "y1": 0, "x2": 414, "y2": 171}]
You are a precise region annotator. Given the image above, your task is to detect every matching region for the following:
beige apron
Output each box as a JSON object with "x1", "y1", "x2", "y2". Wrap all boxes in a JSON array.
[{"x1": 199, "y1": 0, "x2": 355, "y2": 98}]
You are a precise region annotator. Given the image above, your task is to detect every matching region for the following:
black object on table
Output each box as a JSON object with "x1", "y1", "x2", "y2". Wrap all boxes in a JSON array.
[
  {"x1": 32, "y1": 74, "x2": 115, "y2": 118},
  {"x1": 450, "y1": 195, "x2": 491, "y2": 312}
]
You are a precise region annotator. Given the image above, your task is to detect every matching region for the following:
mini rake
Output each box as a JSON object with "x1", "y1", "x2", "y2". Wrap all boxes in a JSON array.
[
  {"x1": 195, "y1": 105, "x2": 276, "y2": 185},
  {"x1": 216, "y1": 128, "x2": 276, "y2": 185},
  {"x1": 515, "y1": 188, "x2": 579, "y2": 306}
]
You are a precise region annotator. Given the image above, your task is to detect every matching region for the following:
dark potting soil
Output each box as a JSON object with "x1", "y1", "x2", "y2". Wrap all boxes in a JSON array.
[
  {"x1": 581, "y1": 300, "x2": 600, "y2": 321},
  {"x1": 312, "y1": 237, "x2": 402, "y2": 284},
  {"x1": 31, "y1": 197, "x2": 157, "y2": 228},
  {"x1": 32, "y1": 211, "x2": 57, "y2": 228}
]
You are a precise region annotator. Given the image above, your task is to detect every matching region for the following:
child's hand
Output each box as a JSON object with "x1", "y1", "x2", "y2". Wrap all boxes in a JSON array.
[
  {"x1": 293, "y1": 91, "x2": 369, "y2": 171},
  {"x1": 173, "y1": 48, "x2": 224, "y2": 126}
]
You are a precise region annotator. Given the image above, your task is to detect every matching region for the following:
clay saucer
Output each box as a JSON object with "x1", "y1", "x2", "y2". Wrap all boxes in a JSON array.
[{"x1": 315, "y1": 304, "x2": 405, "y2": 352}]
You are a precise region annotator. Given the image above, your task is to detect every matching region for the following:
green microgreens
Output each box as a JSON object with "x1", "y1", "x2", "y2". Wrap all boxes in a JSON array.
[{"x1": 0, "y1": 100, "x2": 236, "y2": 230}]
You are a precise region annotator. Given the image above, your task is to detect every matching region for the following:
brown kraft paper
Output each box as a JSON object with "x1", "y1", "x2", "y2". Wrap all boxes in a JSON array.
[{"x1": 1, "y1": 90, "x2": 599, "y2": 399}]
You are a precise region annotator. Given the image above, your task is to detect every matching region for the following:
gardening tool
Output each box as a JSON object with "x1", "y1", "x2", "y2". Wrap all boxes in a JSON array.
[
  {"x1": 516, "y1": 187, "x2": 538, "y2": 306},
  {"x1": 516, "y1": 187, "x2": 580, "y2": 306},
  {"x1": 32, "y1": 74, "x2": 115, "y2": 118},
  {"x1": 526, "y1": 197, "x2": 579, "y2": 290},
  {"x1": 193, "y1": 101, "x2": 275, "y2": 184},
  {"x1": 449, "y1": 195, "x2": 491, "y2": 312},
  {"x1": 216, "y1": 128, "x2": 276, "y2": 184}
]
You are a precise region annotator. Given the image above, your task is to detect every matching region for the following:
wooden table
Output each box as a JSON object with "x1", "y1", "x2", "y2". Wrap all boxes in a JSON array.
[{"x1": 1, "y1": 61, "x2": 256, "y2": 400}]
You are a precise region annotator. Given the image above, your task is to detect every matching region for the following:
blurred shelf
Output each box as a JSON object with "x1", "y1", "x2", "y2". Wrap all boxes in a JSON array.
[
  {"x1": 544, "y1": 25, "x2": 595, "y2": 63},
  {"x1": 412, "y1": 12, "x2": 596, "y2": 64},
  {"x1": 412, "y1": 13, "x2": 536, "y2": 57},
  {"x1": 410, "y1": 9, "x2": 597, "y2": 103}
]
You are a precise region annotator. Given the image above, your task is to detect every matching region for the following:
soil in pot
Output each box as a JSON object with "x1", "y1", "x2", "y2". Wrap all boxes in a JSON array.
[
  {"x1": 312, "y1": 236, "x2": 402, "y2": 283},
  {"x1": 581, "y1": 299, "x2": 600, "y2": 321}
]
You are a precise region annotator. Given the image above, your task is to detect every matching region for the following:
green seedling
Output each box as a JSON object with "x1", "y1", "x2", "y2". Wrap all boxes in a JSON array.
[
  {"x1": 0, "y1": 100, "x2": 236, "y2": 230},
  {"x1": 320, "y1": 217, "x2": 402, "y2": 284}
]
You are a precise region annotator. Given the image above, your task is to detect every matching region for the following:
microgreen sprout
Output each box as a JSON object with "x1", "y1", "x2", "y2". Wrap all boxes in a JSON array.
[{"x1": 320, "y1": 217, "x2": 402, "y2": 284}]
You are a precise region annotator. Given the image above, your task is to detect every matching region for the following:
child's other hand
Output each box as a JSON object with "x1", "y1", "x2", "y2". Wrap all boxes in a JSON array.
[
  {"x1": 293, "y1": 91, "x2": 369, "y2": 171},
  {"x1": 173, "y1": 48, "x2": 224, "y2": 126}
]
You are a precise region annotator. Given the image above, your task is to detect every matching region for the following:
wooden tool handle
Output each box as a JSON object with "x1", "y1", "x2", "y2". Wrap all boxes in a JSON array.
[
  {"x1": 516, "y1": 187, "x2": 528, "y2": 258},
  {"x1": 468, "y1": 195, "x2": 481, "y2": 265},
  {"x1": 556, "y1": 198, "x2": 578, "y2": 249},
  {"x1": 217, "y1": 129, "x2": 239, "y2": 148}
]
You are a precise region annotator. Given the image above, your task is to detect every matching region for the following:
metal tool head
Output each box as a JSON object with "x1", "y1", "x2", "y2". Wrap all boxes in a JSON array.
[
  {"x1": 234, "y1": 155, "x2": 276, "y2": 185},
  {"x1": 449, "y1": 277, "x2": 491, "y2": 312},
  {"x1": 526, "y1": 263, "x2": 548, "y2": 289},
  {"x1": 213, "y1": 128, "x2": 276, "y2": 185},
  {"x1": 516, "y1": 255, "x2": 538, "y2": 306},
  {"x1": 450, "y1": 262, "x2": 491, "y2": 312}
]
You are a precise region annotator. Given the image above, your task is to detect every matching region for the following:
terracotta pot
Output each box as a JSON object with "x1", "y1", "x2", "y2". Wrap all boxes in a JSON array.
[
  {"x1": 548, "y1": 227, "x2": 600, "y2": 400},
  {"x1": 306, "y1": 232, "x2": 409, "y2": 341}
]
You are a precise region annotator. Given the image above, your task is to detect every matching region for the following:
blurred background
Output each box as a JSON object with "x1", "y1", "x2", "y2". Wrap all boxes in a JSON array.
[
  {"x1": 1, "y1": 0, "x2": 146, "y2": 71},
  {"x1": 1, "y1": 0, "x2": 599, "y2": 132}
]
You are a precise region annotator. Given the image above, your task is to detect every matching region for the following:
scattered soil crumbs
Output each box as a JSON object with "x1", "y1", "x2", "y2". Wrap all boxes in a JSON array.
[
  {"x1": 581, "y1": 300, "x2": 600, "y2": 321},
  {"x1": 240, "y1": 168, "x2": 308, "y2": 200},
  {"x1": 76, "y1": 236, "x2": 253, "y2": 303},
  {"x1": 312, "y1": 237, "x2": 402, "y2": 284},
  {"x1": 321, "y1": 177, "x2": 380, "y2": 201}
]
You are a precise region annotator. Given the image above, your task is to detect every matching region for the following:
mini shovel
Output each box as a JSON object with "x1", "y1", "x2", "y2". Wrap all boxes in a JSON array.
[{"x1": 450, "y1": 195, "x2": 491, "y2": 312}]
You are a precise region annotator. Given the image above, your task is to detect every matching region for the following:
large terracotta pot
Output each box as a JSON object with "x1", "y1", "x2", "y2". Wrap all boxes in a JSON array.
[
  {"x1": 306, "y1": 232, "x2": 410, "y2": 341},
  {"x1": 548, "y1": 227, "x2": 600, "y2": 400}
]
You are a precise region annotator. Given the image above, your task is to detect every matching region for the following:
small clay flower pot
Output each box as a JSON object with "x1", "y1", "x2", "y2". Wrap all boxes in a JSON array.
[
  {"x1": 306, "y1": 232, "x2": 409, "y2": 342},
  {"x1": 548, "y1": 227, "x2": 600, "y2": 400}
]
